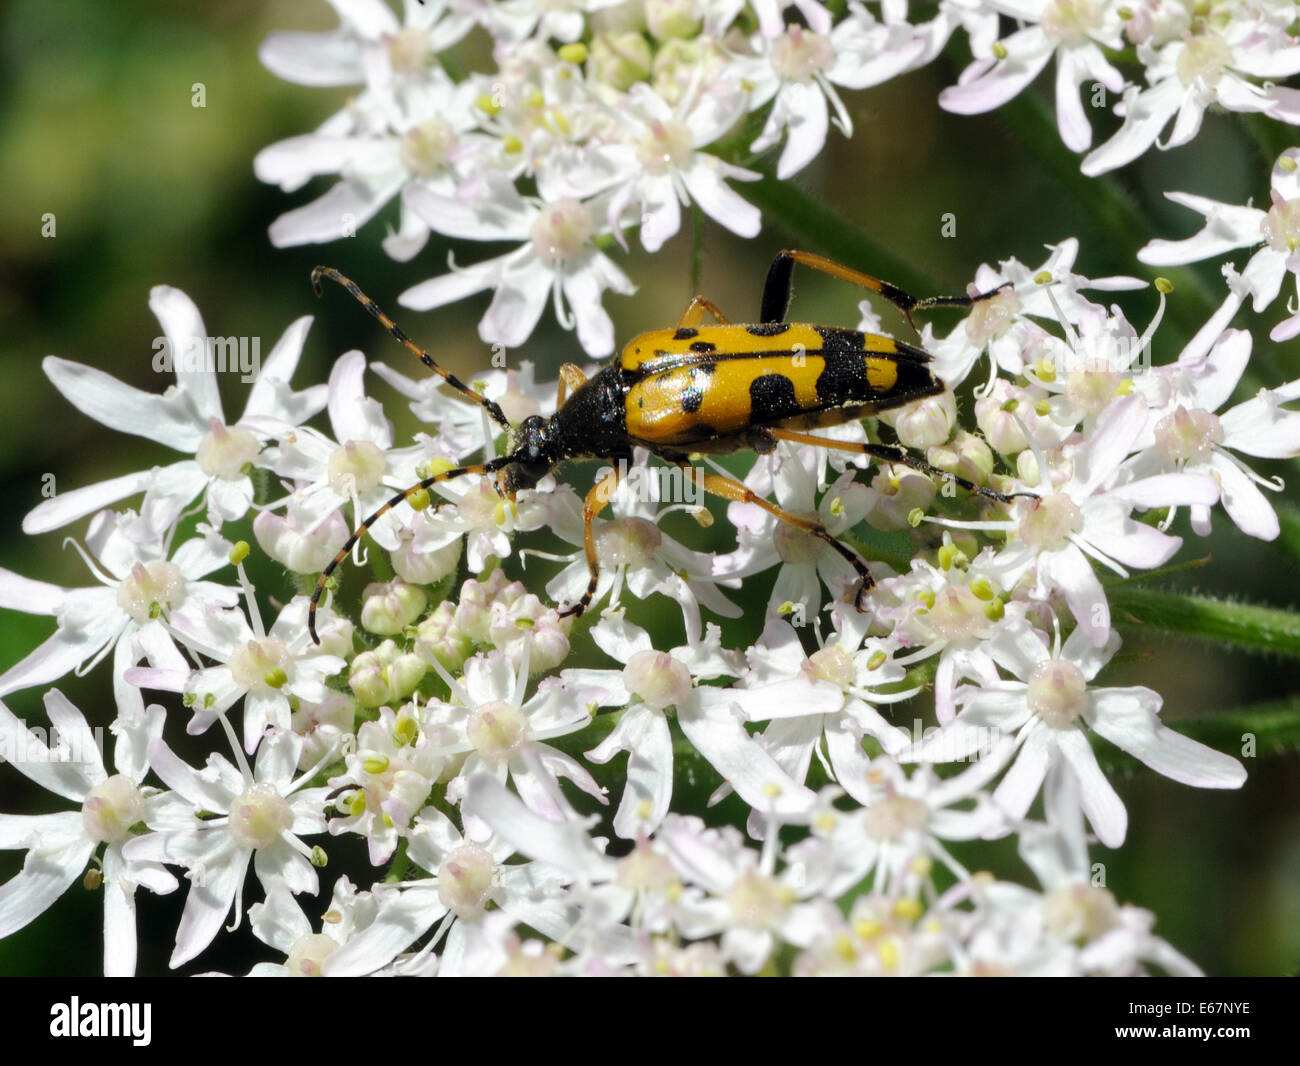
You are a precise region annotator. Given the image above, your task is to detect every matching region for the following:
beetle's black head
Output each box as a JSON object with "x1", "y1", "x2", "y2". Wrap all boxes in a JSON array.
[{"x1": 496, "y1": 414, "x2": 557, "y2": 496}]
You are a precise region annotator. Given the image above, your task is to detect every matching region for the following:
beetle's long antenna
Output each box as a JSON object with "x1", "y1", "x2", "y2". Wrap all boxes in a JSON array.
[
  {"x1": 312, "y1": 267, "x2": 512, "y2": 430},
  {"x1": 309, "y1": 456, "x2": 514, "y2": 643}
]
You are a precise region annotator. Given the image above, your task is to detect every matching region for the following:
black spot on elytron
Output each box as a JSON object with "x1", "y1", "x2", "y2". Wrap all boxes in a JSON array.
[
  {"x1": 749, "y1": 372, "x2": 802, "y2": 422},
  {"x1": 746, "y1": 322, "x2": 791, "y2": 337},
  {"x1": 813, "y1": 326, "x2": 868, "y2": 352},
  {"x1": 681, "y1": 383, "x2": 704, "y2": 414},
  {"x1": 815, "y1": 350, "x2": 869, "y2": 405},
  {"x1": 674, "y1": 327, "x2": 699, "y2": 340},
  {"x1": 690, "y1": 340, "x2": 717, "y2": 353}
]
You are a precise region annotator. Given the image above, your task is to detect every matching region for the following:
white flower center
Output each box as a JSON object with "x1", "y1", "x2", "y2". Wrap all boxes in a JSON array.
[
  {"x1": 328, "y1": 439, "x2": 387, "y2": 496},
  {"x1": 1262, "y1": 193, "x2": 1300, "y2": 252},
  {"x1": 401, "y1": 117, "x2": 457, "y2": 178},
  {"x1": 774, "y1": 514, "x2": 825, "y2": 564},
  {"x1": 615, "y1": 840, "x2": 679, "y2": 893},
  {"x1": 437, "y1": 842, "x2": 497, "y2": 917},
  {"x1": 196, "y1": 419, "x2": 261, "y2": 479},
  {"x1": 116, "y1": 560, "x2": 184, "y2": 623},
  {"x1": 771, "y1": 27, "x2": 834, "y2": 82},
  {"x1": 530, "y1": 199, "x2": 594, "y2": 266},
  {"x1": 1041, "y1": 884, "x2": 1119, "y2": 941},
  {"x1": 1064, "y1": 370, "x2": 1121, "y2": 416},
  {"x1": 1154, "y1": 405, "x2": 1223, "y2": 464},
  {"x1": 802, "y1": 644, "x2": 853, "y2": 689},
  {"x1": 862, "y1": 795, "x2": 929, "y2": 842},
  {"x1": 1026, "y1": 659, "x2": 1089, "y2": 728},
  {"x1": 1176, "y1": 32, "x2": 1232, "y2": 87},
  {"x1": 596, "y1": 516, "x2": 662, "y2": 570},
  {"x1": 81, "y1": 774, "x2": 145, "y2": 844},
  {"x1": 286, "y1": 933, "x2": 338, "y2": 976},
  {"x1": 725, "y1": 868, "x2": 794, "y2": 930},
  {"x1": 925, "y1": 585, "x2": 991, "y2": 642},
  {"x1": 1040, "y1": 0, "x2": 1102, "y2": 43},
  {"x1": 227, "y1": 781, "x2": 293, "y2": 849},
  {"x1": 229, "y1": 636, "x2": 294, "y2": 694},
  {"x1": 387, "y1": 27, "x2": 433, "y2": 74},
  {"x1": 1019, "y1": 493, "x2": 1083, "y2": 552},
  {"x1": 623, "y1": 649, "x2": 692, "y2": 709},
  {"x1": 636, "y1": 118, "x2": 694, "y2": 174},
  {"x1": 466, "y1": 699, "x2": 531, "y2": 761}
]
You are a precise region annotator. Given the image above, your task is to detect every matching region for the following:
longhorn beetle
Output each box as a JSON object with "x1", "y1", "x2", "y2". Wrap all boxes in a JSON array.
[{"x1": 307, "y1": 250, "x2": 1035, "y2": 643}]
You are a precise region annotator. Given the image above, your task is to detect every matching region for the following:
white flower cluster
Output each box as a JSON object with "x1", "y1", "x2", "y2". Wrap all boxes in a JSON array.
[
  {"x1": 2, "y1": 223, "x2": 1295, "y2": 973},
  {"x1": 251, "y1": 0, "x2": 1300, "y2": 357}
]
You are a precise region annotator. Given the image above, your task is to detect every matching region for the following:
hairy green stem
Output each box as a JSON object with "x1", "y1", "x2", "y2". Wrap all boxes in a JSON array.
[{"x1": 1107, "y1": 586, "x2": 1300, "y2": 659}]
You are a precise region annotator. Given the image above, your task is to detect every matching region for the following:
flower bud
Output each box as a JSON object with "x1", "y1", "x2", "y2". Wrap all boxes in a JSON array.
[{"x1": 360, "y1": 580, "x2": 427, "y2": 637}]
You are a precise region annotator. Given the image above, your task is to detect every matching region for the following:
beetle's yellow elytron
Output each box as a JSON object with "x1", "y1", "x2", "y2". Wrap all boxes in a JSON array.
[{"x1": 307, "y1": 251, "x2": 1033, "y2": 643}]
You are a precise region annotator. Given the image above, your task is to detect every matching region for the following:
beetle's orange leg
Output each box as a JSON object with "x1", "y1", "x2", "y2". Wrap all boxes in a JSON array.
[
  {"x1": 676, "y1": 295, "x2": 731, "y2": 328},
  {"x1": 765, "y1": 428, "x2": 1037, "y2": 505},
  {"x1": 557, "y1": 463, "x2": 624, "y2": 619},
  {"x1": 681, "y1": 464, "x2": 875, "y2": 611},
  {"x1": 556, "y1": 363, "x2": 588, "y2": 408},
  {"x1": 760, "y1": 249, "x2": 1010, "y2": 335}
]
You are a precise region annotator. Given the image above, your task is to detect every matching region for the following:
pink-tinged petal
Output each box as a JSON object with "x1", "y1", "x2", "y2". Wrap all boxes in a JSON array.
[
  {"x1": 1070, "y1": 393, "x2": 1146, "y2": 498},
  {"x1": 561, "y1": 263, "x2": 620, "y2": 358},
  {"x1": 1219, "y1": 393, "x2": 1300, "y2": 459},
  {"x1": 464, "y1": 774, "x2": 611, "y2": 878},
  {"x1": 0, "y1": 699, "x2": 94, "y2": 800},
  {"x1": 1209, "y1": 453, "x2": 1279, "y2": 540},
  {"x1": 22, "y1": 470, "x2": 156, "y2": 535},
  {"x1": 939, "y1": 29, "x2": 1053, "y2": 114},
  {"x1": 258, "y1": 31, "x2": 365, "y2": 87},
  {"x1": 42, "y1": 357, "x2": 201, "y2": 452},
  {"x1": 1174, "y1": 285, "x2": 1247, "y2": 369},
  {"x1": 269, "y1": 178, "x2": 401, "y2": 247},
  {"x1": 984, "y1": 619, "x2": 1049, "y2": 680},
  {"x1": 1270, "y1": 312, "x2": 1300, "y2": 343},
  {"x1": 0, "y1": 836, "x2": 98, "y2": 938},
  {"x1": 254, "y1": 839, "x2": 319, "y2": 897},
  {"x1": 776, "y1": 84, "x2": 829, "y2": 179},
  {"x1": 1061, "y1": 624, "x2": 1119, "y2": 682},
  {"x1": 1041, "y1": 544, "x2": 1110, "y2": 646},
  {"x1": 480, "y1": 264, "x2": 552, "y2": 351},
  {"x1": 1054, "y1": 727, "x2": 1126, "y2": 847},
  {"x1": 1089, "y1": 687, "x2": 1246, "y2": 788},
  {"x1": 1234, "y1": 43, "x2": 1300, "y2": 79},
  {"x1": 585, "y1": 704, "x2": 674, "y2": 838},
  {"x1": 1054, "y1": 51, "x2": 1093, "y2": 153},
  {"x1": 1139, "y1": 193, "x2": 1264, "y2": 266},
  {"x1": 729, "y1": 677, "x2": 843, "y2": 721},
  {"x1": 42, "y1": 689, "x2": 105, "y2": 782},
  {"x1": 682, "y1": 692, "x2": 818, "y2": 821},
  {"x1": 1180, "y1": 328, "x2": 1252, "y2": 414},
  {"x1": 1082, "y1": 506, "x2": 1186, "y2": 569},
  {"x1": 1213, "y1": 71, "x2": 1271, "y2": 115},
  {"x1": 149, "y1": 286, "x2": 223, "y2": 424},
  {"x1": 326, "y1": 350, "x2": 389, "y2": 447},
  {"x1": 146, "y1": 739, "x2": 234, "y2": 813},
  {"x1": 243, "y1": 315, "x2": 326, "y2": 424},
  {"x1": 1081, "y1": 79, "x2": 1183, "y2": 176},
  {"x1": 533, "y1": 744, "x2": 608, "y2": 805},
  {"x1": 323, "y1": 884, "x2": 444, "y2": 976},
  {"x1": 638, "y1": 175, "x2": 681, "y2": 253},
  {"x1": 681, "y1": 160, "x2": 762, "y2": 239},
  {"x1": 169, "y1": 839, "x2": 248, "y2": 967},
  {"x1": 402, "y1": 184, "x2": 535, "y2": 242},
  {"x1": 253, "y1": 134, "x2": 367, "y2": 190},
  {"x1": 0, "y1": 611, "x2": 125, "y2": 700},
  {"x1": 993, "y1": 727, "x2": 1051, "y2": 820},
  {"x1": 0, "y1": 568, "x2": 66, "y2": 615}
]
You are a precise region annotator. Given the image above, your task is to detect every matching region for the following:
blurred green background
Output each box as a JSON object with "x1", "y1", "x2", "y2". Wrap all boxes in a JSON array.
[{"x1": 0, "y1": 0, "x2": 1296, "y2": 975}]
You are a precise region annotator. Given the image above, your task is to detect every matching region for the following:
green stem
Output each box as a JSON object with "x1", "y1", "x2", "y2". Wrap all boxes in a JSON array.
[{"x1": 1107, "y1": 586, "x2": 1300, "y2": 659}]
